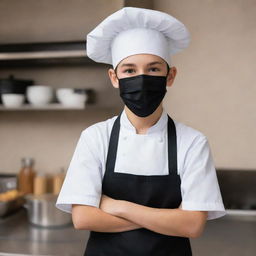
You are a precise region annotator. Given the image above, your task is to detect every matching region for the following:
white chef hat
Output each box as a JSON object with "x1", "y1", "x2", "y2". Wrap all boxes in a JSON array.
[{"x1": 86, "y1": 7, "x2": 190, "y2": 69}]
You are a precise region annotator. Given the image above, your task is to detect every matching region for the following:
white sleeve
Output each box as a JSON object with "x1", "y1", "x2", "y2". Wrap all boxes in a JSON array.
[
  {"x1": 56, "y1": 128, "x2": 102, "y2": 214},
  {"x1": 180, "y1": 136, "x2": 227, "y2": 220}
]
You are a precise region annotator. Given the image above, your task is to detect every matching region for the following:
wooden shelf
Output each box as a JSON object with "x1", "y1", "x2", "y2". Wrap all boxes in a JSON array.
[
  {"x1": 0, "y1": 41, "x2": 108, "y2": 67},
  {"x1": 0, "y1": 103, "x2": 121, "y2": 113},
  {"x1": 0, "y1": 103, "x2": 85, "y2": 111}
]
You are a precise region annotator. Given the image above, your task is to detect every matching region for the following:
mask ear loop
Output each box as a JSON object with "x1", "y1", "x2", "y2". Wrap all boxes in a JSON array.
[
  {"x1": 166, "y1": 63, "x2": 170, "y2": 78},
  {"x1": 114, "y1": 66, "x2": 119, "y2": 80}
]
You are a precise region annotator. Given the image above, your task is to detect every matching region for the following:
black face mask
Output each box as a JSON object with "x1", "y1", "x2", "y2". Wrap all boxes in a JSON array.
[{"x1": 118, "y1": 74, "x2": 168, "y2": 117}]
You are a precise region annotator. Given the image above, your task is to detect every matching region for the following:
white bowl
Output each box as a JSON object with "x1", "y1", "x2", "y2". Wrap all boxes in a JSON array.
[
  {"x1": 26, "y1": 85, "x2": 54, "y2": 106},
  {"x1": 56, "y1": 88, "x2": 74, "y2": 98},
  {"x1": 56, "y1": 88, "x2": 87, "y2": 107},
  {"x1": 58, "y1": 93, "x2": 87, "y2": 107},
  {"x1": 1, "y1": 94, "x2": 25, "y2": 107}
]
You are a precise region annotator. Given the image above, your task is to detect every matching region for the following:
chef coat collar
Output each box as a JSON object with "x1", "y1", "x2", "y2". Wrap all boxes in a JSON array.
[{"x1": 120, "y1": 108, "x2": 168, "y2": 135}]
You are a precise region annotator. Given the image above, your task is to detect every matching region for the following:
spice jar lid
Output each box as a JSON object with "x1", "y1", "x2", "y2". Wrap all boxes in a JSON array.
[{"x1": 21, "y1": 157, "x2": 34, "y2": 167}]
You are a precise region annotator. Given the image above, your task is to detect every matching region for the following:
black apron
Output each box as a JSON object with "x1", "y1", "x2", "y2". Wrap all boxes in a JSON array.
[{"x1": 84, "y1": 113, "x2": 192, "y2": 256}]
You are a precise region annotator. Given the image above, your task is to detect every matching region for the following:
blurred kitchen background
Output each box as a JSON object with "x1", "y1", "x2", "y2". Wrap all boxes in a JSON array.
[{"x1": 0, "y1": 0, "x2": 255, "y2": 256}]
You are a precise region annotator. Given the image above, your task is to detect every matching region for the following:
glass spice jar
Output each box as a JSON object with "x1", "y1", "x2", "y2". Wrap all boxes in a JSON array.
[{"x1": 18, "y1": 157, "x2": 36, "y2": 194}]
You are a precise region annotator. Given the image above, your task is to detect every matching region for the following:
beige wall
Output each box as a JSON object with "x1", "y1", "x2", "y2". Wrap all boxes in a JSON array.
[
  {"x1": 0, "y1": 0, "x2": 122, "y2": 43},
  {"x1": 155, "y1": 0, "x2": 256, "y2": 170},
  {"x1": 0, "y1": 0, "x2": 255, "y2": 175}
]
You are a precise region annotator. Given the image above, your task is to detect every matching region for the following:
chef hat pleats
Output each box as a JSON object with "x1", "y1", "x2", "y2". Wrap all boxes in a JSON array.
[
  {"x1": 86, "y1": 7, "x2": 190, "y2": 69},
  {"x1": 111, "y1": 28, "x2": 171, "y2": 69}
]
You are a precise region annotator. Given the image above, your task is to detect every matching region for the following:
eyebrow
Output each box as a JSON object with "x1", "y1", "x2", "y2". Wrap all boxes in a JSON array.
[
  {"x1": 119, "y1": 63, "x2": 136, "y2": 68},
  {"x1": 147, "y1": 61, "x2": 164, "y2": 66},
  {"x1": 119, "y1": 61, "x2": 164, "y2": 68}
]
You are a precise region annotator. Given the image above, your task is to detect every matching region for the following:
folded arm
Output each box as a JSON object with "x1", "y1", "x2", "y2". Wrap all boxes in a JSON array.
[
  {"x1": 72, "y1": 195, "x2": 207, "y2": 238},
  {"x1": 115, "y1": 200, "x2": 208, "y2": 238},
  {"x1": 98, "y1": 195, "x2": 208, "y2": 238},
  {"x1": 72, "y1": 204, "x2": 142, "y2": 232}
]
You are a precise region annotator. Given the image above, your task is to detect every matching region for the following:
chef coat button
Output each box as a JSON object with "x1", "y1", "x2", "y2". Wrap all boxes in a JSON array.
[
  {"x1": 159, "y1": 138, "x2": 163, "y2": 143},
  {"x1": 123, "y1": 136, "x2": 127, "y2": 140}
]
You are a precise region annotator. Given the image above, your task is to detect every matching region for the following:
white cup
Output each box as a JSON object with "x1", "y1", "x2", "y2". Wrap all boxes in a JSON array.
[{"x1": 26, "y1": 85, "x2": 54, "y2": 106}]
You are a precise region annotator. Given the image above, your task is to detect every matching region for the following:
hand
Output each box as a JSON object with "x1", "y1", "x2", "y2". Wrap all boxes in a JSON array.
[{"x1": 99, "y1": 194, "x2": 121, "y2": 216}]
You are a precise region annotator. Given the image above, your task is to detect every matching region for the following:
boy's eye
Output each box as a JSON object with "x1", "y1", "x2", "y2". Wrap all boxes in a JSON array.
[
  {"x1": 123, "y1": 69, "x2": 135, "y2": 74},
  {"x1": 149, "y1": 67, "x2": 160, "y2": 72}
]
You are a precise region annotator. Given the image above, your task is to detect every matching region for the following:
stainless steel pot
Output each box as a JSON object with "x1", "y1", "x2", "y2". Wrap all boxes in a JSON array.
[{"x1": 24, "y1": 193, "x2": 71, "y2": 227}]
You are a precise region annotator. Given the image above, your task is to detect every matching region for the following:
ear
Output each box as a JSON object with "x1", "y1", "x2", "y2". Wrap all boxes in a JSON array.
[
  {"x1": 108, "y1": 68, "x2": 119, "y2": 88},
  {"x1": 166, "y1": 66, "x2": 177, "y2": 88}
]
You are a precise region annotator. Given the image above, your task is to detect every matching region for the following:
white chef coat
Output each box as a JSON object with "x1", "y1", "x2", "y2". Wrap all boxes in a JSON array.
[{"x1": 56, "y1": 108, "x2": 226, "y2": 220}]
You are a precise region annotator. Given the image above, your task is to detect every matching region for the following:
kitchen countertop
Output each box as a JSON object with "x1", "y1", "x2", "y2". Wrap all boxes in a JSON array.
[
  {"x1": 0, "y1": 208, "x2": 255, "y2": 256},
  {"x1": 191, "y1": 213, "x2": 256, "y2": 256},
  {"x1": 0, "y1": 208, "x2": 88, "y2": 256}
]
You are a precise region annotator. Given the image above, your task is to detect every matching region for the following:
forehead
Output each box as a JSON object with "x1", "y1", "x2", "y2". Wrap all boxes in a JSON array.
[{"x1": 118, "y1": 54, "x2": 166, "y2": 67}]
